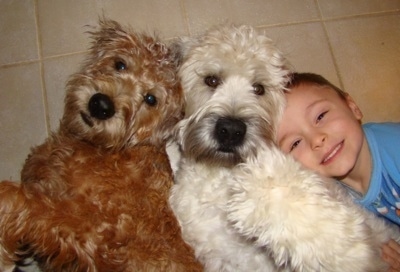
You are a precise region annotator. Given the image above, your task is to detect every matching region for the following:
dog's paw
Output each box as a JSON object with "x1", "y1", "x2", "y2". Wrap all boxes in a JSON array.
[
  {"x1": 227, "y1": 146, "x2": 301, "y2": 237},
  {"x1": 226, "y1": 147, "x2": 299, "y2": 266},
  {"x1": 226, "y1": 175, "x2": 260, "y2": 237},
  {"x1": 226, "y1": 145, "x2": 333, "y2": 269}
]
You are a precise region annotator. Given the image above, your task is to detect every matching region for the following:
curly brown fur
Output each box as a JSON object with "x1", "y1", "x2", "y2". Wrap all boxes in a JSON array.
[{"x1": 0, "y1": 19, "x2": 202, "y2": 272}]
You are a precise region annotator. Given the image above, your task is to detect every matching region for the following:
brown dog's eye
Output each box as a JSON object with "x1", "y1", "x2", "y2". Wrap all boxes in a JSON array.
[
  {"x1": 144, "y1": 94, "x2": 157, "y2": 106},
  {"x1": 204, "y1": 75, "x2": 221, "y2": 88},
  {"x1": 252, "y1": 84, "x2": 265, "y2": 95},
  {"x1": 115, "y1": 60, "x2": 127, "y2": 71}
]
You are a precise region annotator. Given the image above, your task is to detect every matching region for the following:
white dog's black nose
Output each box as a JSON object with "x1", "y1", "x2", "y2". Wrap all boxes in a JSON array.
[
  {"x1": 215, "y1": 117, "x2": 246, "y2": 152},
  {"x1": 88, "y1": 93, "x2": 115, "y2": 120}
]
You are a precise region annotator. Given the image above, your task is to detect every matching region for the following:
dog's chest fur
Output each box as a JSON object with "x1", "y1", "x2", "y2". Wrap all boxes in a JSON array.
[
  {"x1": 21, "y1": 135, "x2": 188, "y2": 270},
  {"x1": 170, "y1": 158, "x2": 277, "y2": 271},
  {"x1": 174, "y1": 159, "x2": 231, "y2": 213},
  {"x1": 23, "y1": 135, "x2": 173, "y2": 198}
]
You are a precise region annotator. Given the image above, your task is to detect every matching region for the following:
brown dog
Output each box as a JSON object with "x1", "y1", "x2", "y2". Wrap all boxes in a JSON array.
[{"x1": 0, "y1": 19, "x2": 202, "y2": 272}]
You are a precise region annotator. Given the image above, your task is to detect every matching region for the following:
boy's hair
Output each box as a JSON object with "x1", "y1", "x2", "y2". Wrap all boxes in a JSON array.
[{"x1": 286, "y1": 72, "x2": 348, "y2": 99}]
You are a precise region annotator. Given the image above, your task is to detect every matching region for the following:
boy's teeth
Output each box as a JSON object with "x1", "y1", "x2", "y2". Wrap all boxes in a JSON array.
[{"x1": 324, "y1": 144, "x2": 341, "y2": 163}]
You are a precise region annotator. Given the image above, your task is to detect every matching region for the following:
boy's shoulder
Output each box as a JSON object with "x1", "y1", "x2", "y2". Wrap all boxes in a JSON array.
[
  {"x1": 363, "y1": 122, "x2": 400, "y2": 172},
  {"x1": 363, "y1": 122, "x2": 400, "y2": 139}
]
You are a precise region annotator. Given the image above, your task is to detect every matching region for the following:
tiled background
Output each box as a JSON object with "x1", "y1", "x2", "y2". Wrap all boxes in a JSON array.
[{"x1": 1, "y1": 0, "x2": 400, "y2": 181}]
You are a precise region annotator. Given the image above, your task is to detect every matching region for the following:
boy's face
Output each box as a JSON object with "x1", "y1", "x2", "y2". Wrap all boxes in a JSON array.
[{"x1": 277, "y1": 83, "x2": 364, "y2": 178}]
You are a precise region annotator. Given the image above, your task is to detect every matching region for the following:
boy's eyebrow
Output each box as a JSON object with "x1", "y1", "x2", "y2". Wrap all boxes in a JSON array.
[{"x1": 306, "y1": 98, "x2": 326, "y2": 112}]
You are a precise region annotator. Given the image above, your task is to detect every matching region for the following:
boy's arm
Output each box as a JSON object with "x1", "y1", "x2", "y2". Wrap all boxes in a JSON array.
[{"x1": 382, "y1": 239, "x2": 400, "y2": 271}]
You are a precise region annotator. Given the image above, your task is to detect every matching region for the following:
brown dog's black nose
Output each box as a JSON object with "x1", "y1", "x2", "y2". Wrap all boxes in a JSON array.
[
  {"x1": 214, "y1": 117, "x2": 246, "y2": 152},
  {"x1": 88, "y1": 93, "x2": 115, "y2": 120}
]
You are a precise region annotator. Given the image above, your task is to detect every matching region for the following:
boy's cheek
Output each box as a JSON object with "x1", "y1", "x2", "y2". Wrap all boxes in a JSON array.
[
  {"x1": 291, "y1": 150, "x2": 308, "y2": 165},
  {"x1": 295, "y1": 151, "x2": 321, "y2": 173}
]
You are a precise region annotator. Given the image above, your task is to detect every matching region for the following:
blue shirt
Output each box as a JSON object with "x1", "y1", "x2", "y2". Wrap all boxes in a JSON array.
[{"x1": 344, "y1": 122, "x2": 400, "y2": 226}]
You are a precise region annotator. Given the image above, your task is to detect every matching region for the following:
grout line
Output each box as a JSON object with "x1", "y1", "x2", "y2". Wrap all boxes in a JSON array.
[
  {"x1": 0, "y1": 51, "x2": 89, "y2": 70},
  {"x1": 42, "y1": 50, "x2": 89, "y2": 61},
  {"x1": 256, "y1": 18, "x2": 322, "y2": 30},
  {"x1": 179, "y1": 0, "x2": 191, "y2": 36},
  {"x1": 321, "y1": 9, "x2": 400, "y2": 22},
  {"x1": 0, "y1": 59, "x2": 40, "y2": 69},
  {"x1": 33, "y1": 0, "x2": 51, "y2": 136},
  {"x1": 315, "y1": 0, "x2": 345, "y2": 90},
  {"x1": 256, "y1": 9, "x2": 399, "y2": 30}
]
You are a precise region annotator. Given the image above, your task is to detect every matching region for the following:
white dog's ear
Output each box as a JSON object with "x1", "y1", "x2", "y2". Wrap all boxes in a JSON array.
[{"x1": 170, "y1": 36, "x2": 199, "y2": 68}]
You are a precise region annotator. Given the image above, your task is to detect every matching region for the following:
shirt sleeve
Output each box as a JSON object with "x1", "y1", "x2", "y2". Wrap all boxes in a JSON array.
[{"x1": 358, "y1": 122, "x2": 400, "y2": 225}]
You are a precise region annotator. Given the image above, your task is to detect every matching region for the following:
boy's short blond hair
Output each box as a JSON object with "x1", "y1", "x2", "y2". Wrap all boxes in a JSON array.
[{"x1": 286, "y1": 72, "x2": 348, "y2": 99}]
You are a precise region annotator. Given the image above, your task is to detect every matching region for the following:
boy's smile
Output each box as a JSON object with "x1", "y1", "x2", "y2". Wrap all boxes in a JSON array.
[{"x1": 321, "y1": 140, "x2": 344, "y2": 165}]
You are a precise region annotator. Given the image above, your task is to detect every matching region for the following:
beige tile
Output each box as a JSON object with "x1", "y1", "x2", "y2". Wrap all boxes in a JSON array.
[
  {"x1": 0, "y1": 0, "x2": 38, "y2": 65},
  {"x1": 0, "y1": 64, "x2": 47, "y2": 180},
  {"x1": 100, "y1": 0, "x2": 187, "y2": 39},
  {"x1": 37, "y1": 0, "x2": 100, "y2": 57},
  {"x1": 263, "y1": 22, "x2": 340, "y2": 86},
  {"x1": 184, "y1": 0, "x2": 319, "y2": 36},
  {"x1": 44, "y1": 53, "x2": 86, "y2": 131},
  {"x1": 318, "y1": 0, "x2": 400, "y2": 18},
  {"x1": 38, "y1": 0, "x2": 187, "y2": 57},
  {"x1": 325, "y1": 14, "x2": 400, "y2": 122}
]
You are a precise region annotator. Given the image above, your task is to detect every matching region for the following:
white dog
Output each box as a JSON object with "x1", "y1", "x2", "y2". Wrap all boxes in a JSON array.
[
  {"x1": 169, "y1": 25, "x2": 291, "y2": 271},
  {"x1": 169, "y1": 25, "x2": 400, "y2": 272}
]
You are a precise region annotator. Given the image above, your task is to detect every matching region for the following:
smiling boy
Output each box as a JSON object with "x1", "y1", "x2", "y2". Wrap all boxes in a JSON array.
[{"x1": 277, "y1": 72, "x2": 400, "y2": 269}]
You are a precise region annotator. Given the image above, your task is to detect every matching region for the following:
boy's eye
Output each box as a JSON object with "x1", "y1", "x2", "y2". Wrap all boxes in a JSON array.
[
  {"x1": 316, "y1": 111, "x2": 327, "y2": 123},
  {"x1": 290, "y1": 140, "x2": 301, "y2": 152}
]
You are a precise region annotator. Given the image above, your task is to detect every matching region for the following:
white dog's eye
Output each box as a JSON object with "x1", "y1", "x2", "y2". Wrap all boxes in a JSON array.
[
  {"x1": 144, "y1": 94, "x2": 157, "y2": 106},
  {"x1": 252, "y1": 84, "x2": 265, "y2": 95},
  {"x1": 204, "y1": 75, "x2": 221, "y2": 88}
]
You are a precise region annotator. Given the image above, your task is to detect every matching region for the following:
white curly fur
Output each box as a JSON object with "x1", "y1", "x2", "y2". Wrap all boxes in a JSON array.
[{"x1": 227, "y1": 143, "x2": 400, "y2": 271}]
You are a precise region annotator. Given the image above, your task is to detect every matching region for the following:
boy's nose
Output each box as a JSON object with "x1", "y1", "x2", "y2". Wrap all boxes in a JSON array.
[{"x1": 310, "y1": 132, "x2": 326, "y2": 149}]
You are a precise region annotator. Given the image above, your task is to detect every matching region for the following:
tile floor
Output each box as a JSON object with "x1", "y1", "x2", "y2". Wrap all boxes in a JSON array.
[{"x1": 1, "y1": 0, "x2": 400, "y2": 181}]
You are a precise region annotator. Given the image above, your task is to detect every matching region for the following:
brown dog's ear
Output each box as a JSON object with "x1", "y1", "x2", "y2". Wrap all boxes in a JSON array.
[
  {"x1": 92, "y1": 18, "x2": 125, "y2": 44},
  {"x1": 98, "y1": 17, "x2": 123, "y2": 32},
  {"x1": 85, "y1": 17, "x2": 137, "y2": 57}
]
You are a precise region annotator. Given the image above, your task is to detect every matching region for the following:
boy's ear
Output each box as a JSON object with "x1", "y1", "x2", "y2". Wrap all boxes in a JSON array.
[{"x1": 345, "y1": 94, "x2": 363, "y2": 120}]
